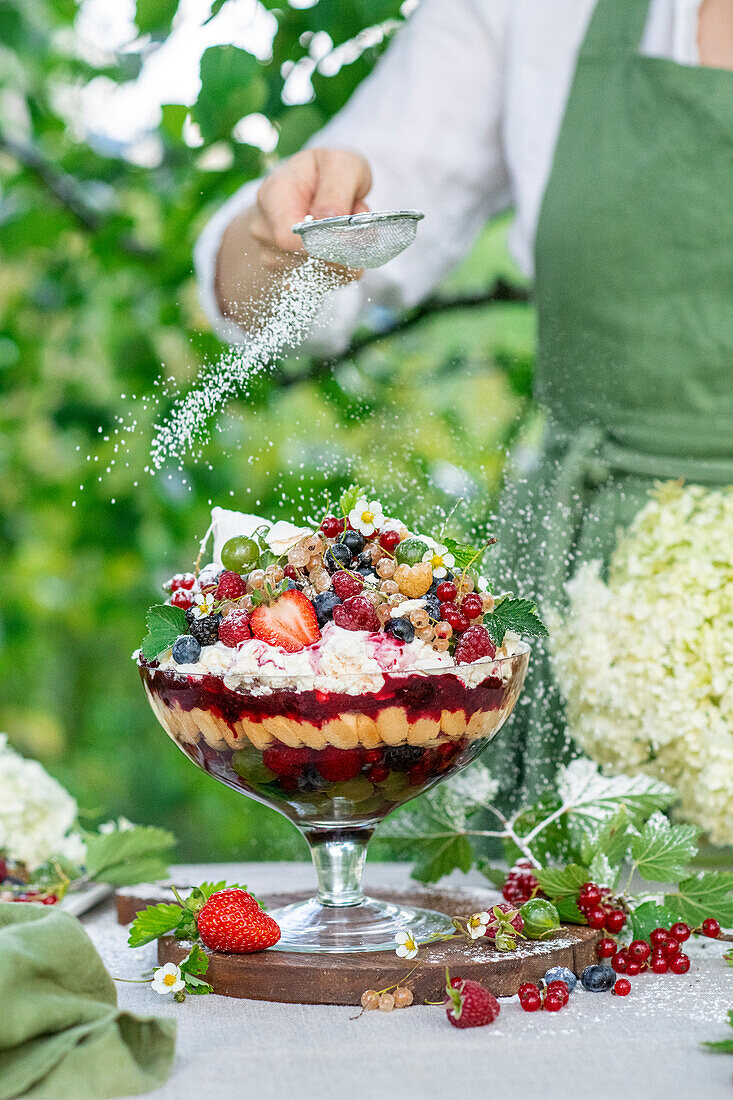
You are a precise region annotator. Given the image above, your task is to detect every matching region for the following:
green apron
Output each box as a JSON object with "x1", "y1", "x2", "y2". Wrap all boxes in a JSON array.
[{"x1": 492, "y1": 0, "x2": 733, "y2": 803}]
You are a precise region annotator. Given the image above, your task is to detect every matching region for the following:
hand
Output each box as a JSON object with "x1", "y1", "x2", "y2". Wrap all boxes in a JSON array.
[{"x1": 216, "y1": 147, "x2": 372, "y2": 330}]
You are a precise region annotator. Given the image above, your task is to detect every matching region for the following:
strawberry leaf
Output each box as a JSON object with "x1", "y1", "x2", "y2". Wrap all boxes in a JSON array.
[
  {"x1": 127, "y1": 903, "x2": 183, "y2": 948},
  {"x1": 141, "y1": 604, "x2": 187, "y2": 659},
  {"x1": 338, "y1": 483, "x2": 366, "y2": 517},
  {"x1": 483, "y1": 597, "x2": 548, "y2": 647}
]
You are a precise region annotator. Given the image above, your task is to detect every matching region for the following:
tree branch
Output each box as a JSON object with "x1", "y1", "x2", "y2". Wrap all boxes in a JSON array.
[
  {"x1": 0, "y1": 131, "x2": 157, "y2": 259},
  {"x1": 271, "y1": 278, "x2": 531, "y2": 389}
]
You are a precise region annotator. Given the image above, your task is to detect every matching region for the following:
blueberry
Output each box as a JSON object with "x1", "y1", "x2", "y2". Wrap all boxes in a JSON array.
[
  {"x1": 356, "y1": 552, "x2": 374, "y2": 570},
  {"x1": 581, "y1": 964, "x2": 616, "y2": 992},
  {"x1": 384, "y1": 745, "x2": 424, "y2": 771},
  {"x1": 325, "y1": 543, "x2": 352, "y2": 572},
  {"x1": 423, "y1": 594, "x2": 441, "y2": 621},
  {"x1": 172, "y1": 634, "x2": 202, "y2": 664},
  {"x1": 313, "y1": 591, "x2": 342, "y2": 626},
  {"x1": 340, "y1": 530, "x2": 365, "y2": 556},
  {"x1": 543, "y1": 966, "x2": 577, "y2": 993},
  {"x1": 384, "y1": 616, "x2": 416, "y2": 643}
]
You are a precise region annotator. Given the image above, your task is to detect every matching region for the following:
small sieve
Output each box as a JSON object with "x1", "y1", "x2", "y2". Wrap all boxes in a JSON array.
[{"x1": 292, "y1": 209, "x2": 424, "y2": 269}]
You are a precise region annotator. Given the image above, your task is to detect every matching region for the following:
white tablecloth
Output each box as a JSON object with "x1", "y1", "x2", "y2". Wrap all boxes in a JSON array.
[{"x1": 83, "y1": 863, "x2": 733, "y2": 1100}]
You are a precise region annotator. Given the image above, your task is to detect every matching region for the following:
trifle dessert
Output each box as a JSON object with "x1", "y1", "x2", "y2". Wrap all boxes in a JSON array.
[{"x1": 137, "y1": 488, "x2": 542, "y2": 951}]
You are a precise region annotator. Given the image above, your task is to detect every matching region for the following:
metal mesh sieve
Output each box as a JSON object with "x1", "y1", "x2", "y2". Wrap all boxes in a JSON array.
[{"x1": 292, "y1": 209, "x2": 424, "y2": 269}]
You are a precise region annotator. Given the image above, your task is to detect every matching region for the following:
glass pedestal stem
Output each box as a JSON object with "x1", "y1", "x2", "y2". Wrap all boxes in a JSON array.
[{"x1": 303, "y1": 827, "x2": 373, "y2": 907}]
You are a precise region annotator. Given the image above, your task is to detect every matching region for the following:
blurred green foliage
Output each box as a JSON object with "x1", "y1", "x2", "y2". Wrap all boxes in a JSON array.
[{"x1": 0, "y1": 0, "x2": 535, "y2": 861}]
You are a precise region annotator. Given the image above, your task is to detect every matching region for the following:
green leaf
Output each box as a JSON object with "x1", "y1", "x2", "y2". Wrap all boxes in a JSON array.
[
  {"x1": 588, "y1": 851, "x2": 619, "y2": 890},
  {"x1": 483, "y1": 596, "x2": 548, "y2": 647},
  {"x1": 128, "y1": 903, "x2": 183, "y2": 948},
  {"x1": 135, "y1": 0, "x2": 179, "y2": 37},
  {"x1": 629, "y1": 813, "x2": 700, "y2": 882},
  {"x1": 180, "y1": 943, "x2": 209, "y2": 977},
  {"x1": 629, "y1": 900, "x2": 676, "y2": 943},
  {"x1": 535, "y1": 863, "x2": 589, "y2": 902},
  {"x1": 666, "y1": 872, "x2": 733, "y2": 928},
  {"x1": 412, "y1": 834, "x2": 474, "y2": 884},
  {"x1": 193, "y1": 46, "x2": 266, "y2": 144},
  {"x1": 554, "y1": 898, "x2": 588, "y2": 924},
  {"x1": 475, "y1": 859, "x2": 506, "y2": 888},
  {"x1": 338, "y1": 483, "x2": 366, "y2": 517},
  {"x1": 703, "y1": 1040, "x2": 733, "y2": 1055},
  {"x1": 140, "y1": 604, "x2": 187, "y2": 660},
  {"x1": 556, "y1": 760, "x2": 676, "y2": 830},
  {"x1": 442, "y1": 537, "x2": 485, "y2": 572},
  {"x1": 84, "y1": 824, "x2": 175, "y2": 885},
  {"x1": 580, "y1": 806, "x2": 632, "y2": 867}
]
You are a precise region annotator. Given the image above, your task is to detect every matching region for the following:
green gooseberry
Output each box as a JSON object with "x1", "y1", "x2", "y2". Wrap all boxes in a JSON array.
[
  {"x1": 520, "y1": 897, "x2": 561, "y2": 939},
  {"x1": 231, "y1": 753, "x2": 276, "y2": 785},
  {"x1": 327, "y1": 777, "x2": 375, "y2": 803},
  {"x1": 394, "y1": 537, "x2": 429, "y2": 566},
  {"x1": 221, "y1": 535, "x2": 260, "y2": 574}
]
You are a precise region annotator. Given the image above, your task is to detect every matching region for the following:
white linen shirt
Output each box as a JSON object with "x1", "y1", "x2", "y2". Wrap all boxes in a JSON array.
[{"x1": 195, "y1": 0, "x2": 702, "y2": 353}]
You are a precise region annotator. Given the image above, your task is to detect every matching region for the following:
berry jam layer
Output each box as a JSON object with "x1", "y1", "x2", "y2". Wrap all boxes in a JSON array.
[{"x1": 140, "y1": 655, "x2": 528, "y2": 751}]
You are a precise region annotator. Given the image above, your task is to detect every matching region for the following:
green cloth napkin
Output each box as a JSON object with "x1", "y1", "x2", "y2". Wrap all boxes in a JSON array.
[{"x1": 0, "y1": 902, "x2": 176, "y2": 1099}]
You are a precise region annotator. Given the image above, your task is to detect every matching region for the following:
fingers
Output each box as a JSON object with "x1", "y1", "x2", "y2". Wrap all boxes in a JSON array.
[{"x1": 255, "y1": 147, "x2": 372, "y2": 256}]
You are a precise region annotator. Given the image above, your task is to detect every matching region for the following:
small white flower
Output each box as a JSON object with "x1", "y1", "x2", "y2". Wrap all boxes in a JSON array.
[
  {"x1": 466, "y1": 911, "x2": 491, "y2": 939},
  {"x1": 193, "y1": 592, "x2": 215, "y2": 618},
  {"x1": 266, "y1": 520, "x2": 314, "y2": 557},
  {"x1": 348, "y1": 499, "x2": 385, "y2": 537},
  {"x1": 394, "y1": 929, "x2": 419, "y2": 959},
  {"x1": 421, "y1": 540, "x2": 456, "y2": 579},
  {"x1": 151, "y1": 963, "x2": 185, "y2": 996}
]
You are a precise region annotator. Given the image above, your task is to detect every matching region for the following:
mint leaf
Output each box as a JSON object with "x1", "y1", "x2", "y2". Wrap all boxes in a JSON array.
[
  {"x1": 666, "y1": 871, "x2": 733, "y2": 927},
  {"x1": 128, "y1": 902, "x2": 183, "y2": 948},
  {"x1": 84, "y1": 825, "x2": 175, "y2": 886},
  {"x1": 141, "y1": 604, "x2": 187, "y2": 660},
  {"x1": 629, "y1": 813, "x2": 699, "y2": 881},
  {"x1": 338, "y1": 483, "x2": 366, "y2": 517},
  {"x1": 629, "y1": 900, "x2": 676, "y2": 943},
  {"x1": 483, "y1": 597, "x2": 548, "y2": 647}
]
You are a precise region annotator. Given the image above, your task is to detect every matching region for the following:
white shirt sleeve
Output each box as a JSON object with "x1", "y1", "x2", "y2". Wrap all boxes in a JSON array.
[{"x1": 194, "y1": 0, "x2": 511, "y2": 353}]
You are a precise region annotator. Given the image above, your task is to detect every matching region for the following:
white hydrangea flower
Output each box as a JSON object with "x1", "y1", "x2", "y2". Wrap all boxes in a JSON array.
[
  {"x1": 0, "y1": 735, "x2": 82, "y2": 870},
  {"x1": 348, "y1": 499, "x2": 385, "y2": 537},
  {"x1": 151, "y1": 963, "x2": 185, "y2": 996},
  {"x1": 551, "y1": 482, "x2": 733, "y2": 845}
]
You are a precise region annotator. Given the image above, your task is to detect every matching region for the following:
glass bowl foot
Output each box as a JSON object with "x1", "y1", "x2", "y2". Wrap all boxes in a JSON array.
[{"x1": 268, "y1": 895, "x2": 454, "y2": 954}]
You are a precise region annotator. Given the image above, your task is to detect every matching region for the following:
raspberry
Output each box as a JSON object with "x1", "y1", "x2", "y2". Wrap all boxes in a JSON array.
[
  {"x1": 332, "y1": 595, "x2": 380, "y2": 632},
  {"x1": 454, "y1": 625, "x2": 496, "y2": 664},
  {"x1": 502, "y1": 860, "x2": 541, "y2": 906},
  {"x1": 394, "y1": 562, "x2": 433, "y2": 598},
  {"x1": 315, "y1": 748, "x2": 363, "y2": 782},
  {"x1": 444, "y1": 975, "x2": 500, "y2": 1029},
  {"x1": 262, "y1": 746, "x2": 311, "y2": 776},
  {"x1": 484, "y1": 901, "x2": 524, "y2": 937},
  {"x1": 170, "y1": 588, "x2": 195, "y2": 609},
  {"x1": 215, "y1": 570, "x2": 248, "y2": 600},
  {"x1": 332, "y1": 571, "x2": 364, "y2": 600},
  {"x1": 219, "y1": 609, "x2": 252, "y2": 647}
]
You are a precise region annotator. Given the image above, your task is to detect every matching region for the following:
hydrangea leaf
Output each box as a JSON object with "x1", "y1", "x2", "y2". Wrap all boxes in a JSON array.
[
  {"x1": 483, "y1": 597, "x2": 548, "y2": 647},
  {"x1": 629, "y1": 812, "x2": 700, "y2": 882},
  {"x1": 141, "y1": 604, "x2": 188, "y2": 660}
]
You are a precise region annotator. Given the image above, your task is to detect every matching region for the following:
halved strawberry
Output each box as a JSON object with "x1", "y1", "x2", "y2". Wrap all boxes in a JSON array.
[{"x1": 250, "y1": 590, "x2": 321, "y2": 652}]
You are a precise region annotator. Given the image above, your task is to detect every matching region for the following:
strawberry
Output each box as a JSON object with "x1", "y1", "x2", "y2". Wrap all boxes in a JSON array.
[
  {"x1": 197, "y1": 890, "x2": 281, "y2": 954},
  {"x1": 444, "y1": 973, "x2": 500, "y2": 1029},
  {"x1": 250, "y1": 590, "x2": 321, "y2": 652}
]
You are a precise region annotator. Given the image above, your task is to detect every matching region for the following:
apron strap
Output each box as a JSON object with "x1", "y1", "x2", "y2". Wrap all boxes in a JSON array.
[{"x1": 579, "y1": 0, "x2": 655, "y2": 57}]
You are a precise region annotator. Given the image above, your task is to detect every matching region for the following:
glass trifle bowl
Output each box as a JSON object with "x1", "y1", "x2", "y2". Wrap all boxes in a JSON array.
[{"x1": 139, "y1": 642, "x2": 529, "y2": 953}]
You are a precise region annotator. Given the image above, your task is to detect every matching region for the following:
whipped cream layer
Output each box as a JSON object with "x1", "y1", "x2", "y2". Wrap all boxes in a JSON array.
[{"x1": 156, "y1": 623, "x2": 522, "y2": 696}]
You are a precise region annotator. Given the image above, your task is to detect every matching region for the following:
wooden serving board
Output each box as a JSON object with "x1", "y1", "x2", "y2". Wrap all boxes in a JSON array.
[{"x1": 118, "y1": 885, "x2": 601, "y2": 1005}]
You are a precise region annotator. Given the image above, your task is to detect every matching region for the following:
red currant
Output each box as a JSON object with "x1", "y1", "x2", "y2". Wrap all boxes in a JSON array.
[
  {"x1": 436, "y1": 581, "x2": 457, "y2": 603},
  {"x1": 625, "y1": 961, "x2": 641, "y2": 976},
  {"x1": 605, "y1": 909, "x2": 626, "y2": 933},
  {"x1": 650, "y1": 955, "x2": 669, "y2": 974},
  {"x1": 546, "y1": 981, "x2": 569, "y2": 1005},
  {"x1": 518, "y1": 983, "x2": 539, "y2": 1000},
  {"x1": 613, "y1": 978, "x2": 631, "y2": 997},
  {"x1": 628, "y1": 939, "x2": 651, "y2": 962},
  {"x1": 612, "y1": 951, "x2": 628, "y2": 973},
  {"x1": 649, "y1": 927, "x2": 669, "y2": 948},
  {"x1": 521, "y1": 991, "x2": 542, "y2": 1012},
  {"x1": 460, "y1": 593, "x2": 484, "y2": 620},
  {"x1": 284, "y1": 564, "x2": 297, "y2": 580},
  {"x1": 670, "y1": 953, "x2": 690, "y2": 974},
  {"x1": 170, "y1": 588, "x2": 195, "y2": 609},
  {"x1": 41, "y1": 894, "x2": 58, "y2": 905},
  {"x1": 587, "y1": 907, "x2": 608, "y2": 929},
  {"x1": 662, "y1": 938, "x2": 681, "y2": 960},
  {"x1": 170, "y1": 572, "x2": 196, "y2": 591},
  {"x1": 669, "y1": 921, "x2": 691, "y2": 942},
  {"x1": 701, "y1": 918, "x2": 721, "y2": 939},
  {"x1": 544, "y1": 993, "x2": 563, "y2": 1012},
  {"x1": 320, "y1": 516, "x2": 343, "y2": 538},
  {"x1": 443, "y1": 607, "x2": 469, "y2": 634},
  {"x1": 597, "y1": 938, "x2": 617, "y2": 959},
  {"x1": 578, "y1": 882, "x2": 602, "y2": 909},
  {"x1": 379, "y1": 530, "x2": 400, "y2": 552}
]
